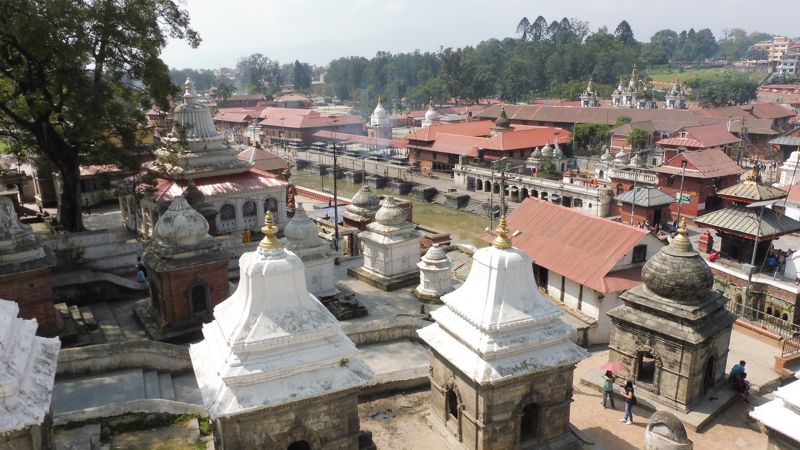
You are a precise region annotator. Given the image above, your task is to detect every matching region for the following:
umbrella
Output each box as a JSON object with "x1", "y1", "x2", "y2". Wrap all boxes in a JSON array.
[{"x1": 601, "y1": 361, "x2": 628, "y2": 373}]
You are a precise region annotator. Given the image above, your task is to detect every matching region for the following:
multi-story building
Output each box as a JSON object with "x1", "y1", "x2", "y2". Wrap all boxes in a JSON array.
[{"x1": 755, "y1": 36, "x2": 793, "y2": 64}]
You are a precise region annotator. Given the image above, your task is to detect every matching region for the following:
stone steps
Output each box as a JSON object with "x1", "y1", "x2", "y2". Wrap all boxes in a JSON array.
[{"x1": 90, "y1": 302, "x2": 124, "y2": 343}]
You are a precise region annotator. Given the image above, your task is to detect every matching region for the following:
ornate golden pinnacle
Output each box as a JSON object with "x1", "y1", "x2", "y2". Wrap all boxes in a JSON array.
[
  {"x1": 259, "y1": 211, "x2": 282, "y2": 250},
  {"x1": 678, "y1": 217, "x2": 688, "y2": 237},
  {"x1": 492, "y1": 216, "x2": 512, "y2": 250}
]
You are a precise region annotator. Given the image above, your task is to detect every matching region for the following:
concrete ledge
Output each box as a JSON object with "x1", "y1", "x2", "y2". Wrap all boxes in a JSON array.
[
  {"x1": 347, "y1": 267, "x2": 419, "y2": 292},
  {"x1": 412, "y1": 288, "x2": 444, "y2": 305},
  {"x1": 57, "y1": 341, "x2": 191, "y2": 376},
  {"x1": 341, "y1": 317, "x2": 425, "y2": 346},
  {"x1": 54, "y1": 399, "x2": 205, "y2": 426},
  {"x1": 358, "y1": 340, "x2": 430, "y2": 396}
]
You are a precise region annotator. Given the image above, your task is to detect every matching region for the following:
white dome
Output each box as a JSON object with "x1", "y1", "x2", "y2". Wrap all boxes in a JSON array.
[
  {"x1": 552, "y1": 143, "x2": 563, "y2": 159},
  {"x1": 373, "y1": 101, "x2": 387, "y2": 118},
  {"x1": 601, "y1": 146, "x2": 614, "y2": 162},
  {"x1": 788, "y1": 150, "x2": 800, "y2": 164},
  {"x1": 614, "y1": 149, "x2": 629, "y2": 165},
  {"x1": 425, "y1": 105, "x2": 438, "y2": 122},
  {"x1": 349, "y1": 185, "x2": 380, "y2": 211},
  {"x1": 284, "y1": 205, "x2": 318, "y2": 243},
  {"x1": 541, "y1": 143, "x2": 553, "y2": 158},
  {"x1": 153, "y1": 197, "x2": 209, "y2": 247},
  {"x1": 374, "y1": 197, "x2": 406, "y2": 226}
]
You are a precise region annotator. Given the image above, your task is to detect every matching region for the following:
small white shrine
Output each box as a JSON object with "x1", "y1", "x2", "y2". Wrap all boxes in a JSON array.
[
  {"x1": 283, "y1": 204, "x2": 338, "y2": 298},
  {"x1": 751, "y1": 375, "x2": 800, "y2": 450},
  {"x1": 190, "y1": 213, "x2": 372, "y2": 449},
  {"x1": 413, "y1": 244, "x2": 453, "y2": 302},
  {"x1": 0, "y1": 299, "x2": 60, "y2": 450},
  {"x1": 779, "y1": 149, "x2": 800, "y2": 187},
  {"x1": 348, "y1": 197, "x2": 420, "y2": 291},
  {"x1": 417, "y1": 217, "x2": 588, "y2": 449},
  {"x1": 421, "y1": 99, "x2": 439, "y2": 127}
]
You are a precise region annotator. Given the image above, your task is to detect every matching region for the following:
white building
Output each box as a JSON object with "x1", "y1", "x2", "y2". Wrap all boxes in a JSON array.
[
  {"x1": 282, "y1": 204, "x2": 338, "y2": 298},
  {"x1": 500, "y1": 198, "x2": 665, "y2": 345},
  {"x1": 751, "y1": 375, "x2": 800, "y2": 449}
]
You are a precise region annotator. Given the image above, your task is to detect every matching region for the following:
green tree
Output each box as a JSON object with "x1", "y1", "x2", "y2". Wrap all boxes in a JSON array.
[
  {"x1": 573, "y1": 123, "x2": 611, "y2": 152},
  {"x1": 686, "y1": 73, "x2": 758, "y2": 107},
  {"x1": 216, "y1": 82, "x2": 234, "y2": 105},
  {"x1": 0, "y1": 0, "x2": 198, "y2": 231},
  {"x1": 293, "y1": 60, "x2": 312, "y2": 90},
  {"x1": 614, "y1": 20, "x2": 636, "y2": 46},
  {"x1": 614, "y1": 116, "x2": 633, "y2": 127},
  {"x1": 627, "y1": 127, "x2": 650, "y2": 150}
]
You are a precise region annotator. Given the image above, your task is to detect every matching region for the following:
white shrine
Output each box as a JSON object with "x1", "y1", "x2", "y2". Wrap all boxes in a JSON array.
[
  {"x1": 413, "y1": 244, "x2": 453, "y2": 302},
  {"x1": 348, "y1": 197, "x2": 420, "y2": 291},
  {"x1": 190, "y1": 213, "x2": 373, "y2": 449},
  {"x1": 417, "y1": 217, "x2": 588, "y2": 449},
  {"x1": 421, "y1": 99, "x2": 439, "y2": 127},
  {"x1": 665, "y1": 75, "x2": 686, "y2": 110},
  {"x1": 779, "y1": 149, "x2": 800, "y2": 187},
  {"x1": 751, "y1": 375, "x2": 800, "y2": 449},
  {"x1": 0, "y1": 299, "x2": 60, "y2": 450},
  {"x1": 367, "y1": 97, "x2": 392, "y2": 141},
  {"x1": 282, "y1": 204, "x2": 338, "y2": 298}
]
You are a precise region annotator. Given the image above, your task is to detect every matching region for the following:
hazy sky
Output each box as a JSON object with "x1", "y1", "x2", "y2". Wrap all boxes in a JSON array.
[{"x1": 163, "y1": 0, "x2": 799, "y2": 70}]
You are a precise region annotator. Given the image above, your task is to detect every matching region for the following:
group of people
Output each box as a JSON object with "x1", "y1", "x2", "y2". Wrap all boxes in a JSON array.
[
  {"x1": 601, "y1": 371, "x2": 637, "y2": 425},
  {"x1": 766, "y1": 250, "x2": 793, "y2": 280}
]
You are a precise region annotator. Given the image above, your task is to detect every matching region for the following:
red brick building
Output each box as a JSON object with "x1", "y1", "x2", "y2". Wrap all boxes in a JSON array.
[
  {"x1": 258, "y1": 107, "x2": 364, "y2": 145},
  {"x1": 651, "y1": 149, "x2": 743, "y2": 219},
  {"x1": 657, "y1": 123, "x2": 742, "y2": 159}
]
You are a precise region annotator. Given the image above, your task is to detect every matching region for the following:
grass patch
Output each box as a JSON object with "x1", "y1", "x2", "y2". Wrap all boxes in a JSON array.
[{"x1": 645, "y1": 65, "x2": 764, "y2": 84}]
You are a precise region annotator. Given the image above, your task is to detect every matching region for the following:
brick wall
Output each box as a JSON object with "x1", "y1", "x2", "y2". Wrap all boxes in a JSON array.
[
  {"x1": 0, "y1": 268, "x2": 60, "y2": 335},
  {"x1": 150, "y1": 260, "x2": 229, "y2": 328}
]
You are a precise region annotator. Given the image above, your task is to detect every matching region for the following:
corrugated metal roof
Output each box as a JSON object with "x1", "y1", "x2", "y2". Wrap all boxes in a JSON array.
[
  {"x1": 716, "y1": 180, "x2": 788, "y2": 203},
  {"x1": 615, "y1": 187, "x2": 676, "y2": 207},
  {"x1": 695, "y1": 205, "x2": 800, "y2": 238},
  {"x1": 481, "y1": 198, "x2": 662, "y2": 293}
]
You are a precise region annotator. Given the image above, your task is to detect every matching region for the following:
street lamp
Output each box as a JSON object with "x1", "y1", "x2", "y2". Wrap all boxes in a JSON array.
[
  {"x1": 329, "y1": 119, "x2": 340, "y2": 263},
  {"x1": 741, "y1": 198, "x2": 777, "y2": 317}
]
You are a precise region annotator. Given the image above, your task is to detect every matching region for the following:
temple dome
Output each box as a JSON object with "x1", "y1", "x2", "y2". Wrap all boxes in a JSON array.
[
  {"x1": 422, "y1": 244, "x2": 447, "y2": 263},
  {"x1": 284, "y1": 205, "x2": 318, "y2": 243},
  {"x1": 494, "y1": 106, "x2": 511, "y2": 129},
  {"x1": 374, "y1": 197, "x2": 406, "y2": 226},
  {"x1": 541, "y1": 143, "x2": 553, "y2": 158},
  {"x1": 600, "y1": 146, "x2": 614, "y2": 162},
  {"x1": 349, "y1": 185, "x2": 380, "y2": 211},
  {"x1": 552, "y1": 143, "x2": 563, "y2": 160},
  {"x1": 424, "y1": 101, "x2": 438, "y2": 122},
  {"x1": 372, "y1": 100, "x2": 387, "y2": 118},
  {"x1": 641, "y1": 221, "x2": 714, "y2": 302},
  {"x1": 614, "y1": 149, "x2": 629, "y2": 165},
  {"x1": 153, "y1": 196, "x2": 209, "y2": 247}
]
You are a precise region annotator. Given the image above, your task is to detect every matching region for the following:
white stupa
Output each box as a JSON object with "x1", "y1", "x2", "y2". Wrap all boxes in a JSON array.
[
  {"x1": 0, "y1": 299, "x2": 60, "y2": 447},
  {"x1": 418, "y1": 217, "x2": 588, "y2": 384},
  {"x1": 779, "y1": 149, "x2": 800, "y2": 187},
  {"x1": 370, "y1": 97, "x2": 390, "y2": 128},
  {"x1": 422, "y1": 99, "x2": 439, "y2": 127},
  {"x1": 282, "y1": 203, "x2": 338, "y2": 298},
  {"x1": 413, "y1": 244, "x2": 453, "y2": 302},
  {"x1": 190, "y1": 213, "x2": 372, "y2": 431}
]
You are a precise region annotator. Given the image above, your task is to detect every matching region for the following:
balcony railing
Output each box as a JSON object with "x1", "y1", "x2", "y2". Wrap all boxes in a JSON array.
[
  {"x1": 725, "y1": 300, "x2": 800, "y2": 338},
  {"x1": 607, "y1": 168, "x2": 659, "y2": 185}
]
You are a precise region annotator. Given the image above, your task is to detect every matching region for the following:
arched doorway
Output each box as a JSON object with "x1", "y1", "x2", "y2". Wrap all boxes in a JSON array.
[
  {"x1": 520, "y1": 403, "x2": 539, "y2": 442},
  {"x1": 264, "y1": 197, "x2": 279, "y2": 213},
  {"x1": 520, "y1": 187, "x2": 529, "y2": 199},
  {"x1": 242, "y1": 200, "x2": 257, "y2": 229},
  {"x1": 702, "y1": 356, "x2": 715, "y2": 394},
  {"x1": 484, "y1": 180, "x2": 491, "y2": 192},
  {"x1": 446, "y1": 388, "x2": 459, "y2": 421},
  {"x1": 219, "y1": 204, "x2": 236, "y2": 232},
  {"x1": 190, "y1": 284, "x2": 209, "y2": 316},
  {"x1": 287, "y1": 441, "x2": 311, "y2": 450}
]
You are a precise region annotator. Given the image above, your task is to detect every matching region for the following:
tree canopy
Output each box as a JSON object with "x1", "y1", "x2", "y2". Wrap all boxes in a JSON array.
[
  {"x1": 0, "y1": 0, "x2": 198, "y2": 231},
  {"x1": 686, "y1": 73, "x2": 758, "y2": 107}
]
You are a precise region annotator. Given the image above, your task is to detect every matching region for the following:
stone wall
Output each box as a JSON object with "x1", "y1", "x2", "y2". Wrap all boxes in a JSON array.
[
  {"x1": 215, "y1": 389, "x2": 361, "y2": 450},
  {"x1": 428, "y1": 350, "x2": 577, "y2": 450},
  {"x1": 0, "y1": 267, "x2": 59, "y2": 335},
  {"x1": 149, "y1": 259, "x2": 229, "y2": 328},
  {"x1": 56, "y1": 341, "x2": 192, "y2": 376},
  {"x1": 0, "y1": 424, "x2": 45, "y2": 450},
  {"x1": 44, "y1": 230, "x2": 142, "y2": 273}
]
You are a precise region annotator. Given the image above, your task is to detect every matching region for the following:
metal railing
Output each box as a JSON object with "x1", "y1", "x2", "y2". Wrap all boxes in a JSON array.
[
  {"x1": 783, "y1": 336, "x2": 800, "y2": 358},
  {"x1": 725, "y1": 301, "x2": 800, "y2": 338}
]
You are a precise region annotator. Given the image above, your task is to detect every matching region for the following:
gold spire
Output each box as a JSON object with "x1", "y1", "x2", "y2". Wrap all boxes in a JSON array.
[
  {"x1": 678, "y1": 217, "x2": 688, "y2": 237},
  {"x1": 746, "y1": 164, "x2": 761, "y2": 182},
  {"x1": 492, "y1": 215, "x2": 512, "y2": 249},
  {"x1": 428, "y1": 97, "x2": 434, "y2": 109},
  {"x1": 670, "y1": 217, "x2": 693, "y2": 252},
  {"x1": 259, "y1": 211, "x2": 282, "y2": 250}
]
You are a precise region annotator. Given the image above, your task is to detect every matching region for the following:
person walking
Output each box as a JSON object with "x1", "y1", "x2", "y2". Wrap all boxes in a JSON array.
[
  {"x1": 602, "y1": 370, "x2": 616, "y2": 409},
  {"x1": 620, "y1": 380, "x2": 636, "y2": 425}
]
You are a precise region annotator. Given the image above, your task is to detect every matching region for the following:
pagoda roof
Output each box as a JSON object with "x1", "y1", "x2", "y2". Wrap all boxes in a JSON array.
[
  {"x1": 716, "y1": 179, "x2": 788, "y2": 203},
  {"x1": 615, "y1": 187, "x2": 676, "y2": 208},
  {"x1": 695, "y1": 205, "x2": 800, "y2": 239}
]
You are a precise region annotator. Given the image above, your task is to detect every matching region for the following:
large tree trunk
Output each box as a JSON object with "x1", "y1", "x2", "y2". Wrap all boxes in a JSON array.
[{"x1": 32, "y1": 121, "x2": 85, "y2": 232}]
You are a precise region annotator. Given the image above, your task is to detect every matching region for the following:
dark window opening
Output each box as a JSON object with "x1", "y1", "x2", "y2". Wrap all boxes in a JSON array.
[
  {"x1": 287, "y1": 441, "x2": 311, "y2": 450},
  {"x1": 637, "y1": 352, "x2": 656, "y2": 384},
  {"x1": 446, "y1": 389, "x2": 459, "y2": 420},
  {"x1": 191, "y1": 285, "x2": 209, "y2": 315},
  {"x1": 632, "y1": 245, "x2": 647, "y2": 263},
  {"x1": 520, "y1": 403, "x2": 539, "y2": 441}
]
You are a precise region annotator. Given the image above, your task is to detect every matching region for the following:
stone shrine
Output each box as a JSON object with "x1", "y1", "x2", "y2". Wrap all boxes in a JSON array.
[
  {"x1": 190, "y1": 213, "x2": 373, "y2": 449},
  {"x1": 643, "y1": 411, "x2": 693, "y2": 450},
  {"x1": 348, "y1": 197, "x2": 420, "y2": 291},
  {"x1": 413, "y1": 244, "x2": 453, "y2": 303},
  {"x1": 0, "y1": 197, "x2": 61, "y2": 335},
  {"x1": 283, "y1": 203, "x2": 338, "y2": 298},
  {"x1": 418, "y1": 217, "x2": 588, "y2": 450},
  {"x1": 142, "y1": 196, "x2": 231, "y2": 335},
  {"x1": 342, "y1": 185, "x2": 380, "y2": 231},
  {"x1": 606, "y1": 220, "x2": 736, "y2": 412},
  {"x1": 0, "y1": 299, "x2": 60, "y2": 450}
]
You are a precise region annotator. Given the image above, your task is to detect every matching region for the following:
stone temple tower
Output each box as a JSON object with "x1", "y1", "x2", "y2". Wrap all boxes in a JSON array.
[
  {"x1": 607, "y1": 219, "x2": 736, "y2": 411},
  {"x1": 190, "y1": 213, "x2": 373, "y2": 449},
  {"x1": 418, "y1": 217, "x2": 588, "y2": 450}
]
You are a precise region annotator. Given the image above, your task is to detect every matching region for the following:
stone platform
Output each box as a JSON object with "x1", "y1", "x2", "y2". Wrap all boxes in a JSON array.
[{"x1": 347, "y1": 266, "x2": 419, "y2": 292}]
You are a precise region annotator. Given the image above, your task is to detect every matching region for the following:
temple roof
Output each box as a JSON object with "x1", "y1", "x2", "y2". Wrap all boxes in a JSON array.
[
  {"x1": 0, "y1": 300, "x2": 60, "y2": 433},
  {"x1": 695, "y1": 205, "x2": 800, "y2": 239},
  {"x1": 615, "y1": 187, "x2": 676, "y2": 208},
  {"x1": 716, "y1": 180, "x2": 788, "y2": 203}
]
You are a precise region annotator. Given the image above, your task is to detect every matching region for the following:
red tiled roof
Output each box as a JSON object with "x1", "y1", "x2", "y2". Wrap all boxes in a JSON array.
[
  {"x1": 213, "y1": 107, "x2": 261, "y2": 123},
  {"x1": 258, "y1": 109, "x2": 364, "y2": 129},
  {"x1": 258, "y1": 107, "x2": 317, "y2": 119},
  {"x1": 693, "y1": 102, "x2": 795, "y2": 120},
  {"x1": 311, "y1": 131, "x2": 405, "y2": 148},
  {"x1": 651, "y1": 148, "x2": 744, "y2": 178},
  {"x1": 481, "y1": 198, "x2": 655, "y2": 293},
  {"x1": 80, "y1": 164, "x2": 120, "y2": 177},
  {"x1": 478, "y1": 127, "x2": 572, "y2": 151},
  {"x1": 428, "y1": 133, "x2": 484, "y2": 157},
  {"x1": 275, "y1": 93, "x2": 311, "y2": 103},
  {"x1": 406, "y1": 120, "x2": 494, "y2": 142},
  {"x1": 154, "y1": 168, "x2": 287, "y2": 202},
  {"x1": 656, "y1": 123, "x2": 741, "y2": 149}
]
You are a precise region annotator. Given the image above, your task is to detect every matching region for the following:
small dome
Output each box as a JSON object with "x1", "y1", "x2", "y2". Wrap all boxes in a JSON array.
[
  {"x1": 153, "y1": 197, "x2": 209, "y2": 247},
  {"x1": 372, "y1": 99, "x2": 387, "y2": 118},
  {"x1": 541, "y1": 143, "x2": 554, "y2": 158},
  {"x1": 374, "y1": 197, "x2": 406, "y2": 226},
  {"x1": 284, "y1": 204, "x2": 318, "y2": 243},
  {"x1": 601, "y1": 147, "x2": 614, "y2": 162},
  {"x1": 629, "y1": 153, "x2": 643, "y2": 168},
  {"x1": 350, "y1": 185, "x2": 380, "y2": 211},
  {"x1": 614, "y1": 149, "x2": 629, "y2": 165},
  {"x1": 494, "y1": 106, "x2": 511, "y2": 129},
  {"x1": 641, "y1": 221, "x2": 714, "y2": 302},
  {"x1": 788, "y1": 149, "x2": 800, "y2": 163},
  {"x1": 552, "y1": 143, "x2": 563, "y2": 159},
  {"x1": 425, "y1": 100, "x2": 438, "y2": 122},
  {"x1": 422, "y1": 244, "x2": 448, "y2": 262}
]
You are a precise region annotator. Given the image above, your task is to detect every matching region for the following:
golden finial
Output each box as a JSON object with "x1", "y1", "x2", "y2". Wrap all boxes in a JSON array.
[
  {"x1": 678, "y1": 217, "x2": 688, "y2": 237},
  {"x1": 746, "y1": 164, "x2": 761, "y2": 182},
  {"x1": 492, "y1": 215, "x2": 512, "y2": 249},
  {"x1": 259, "y1": 211, "x2": 282, "y2": 250},
  {"x1": 428, "y1": 97, "x2": 434, "y2": 108}
]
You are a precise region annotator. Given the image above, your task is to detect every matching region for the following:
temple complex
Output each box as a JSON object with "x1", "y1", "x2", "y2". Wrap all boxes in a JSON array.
[
  {"x1": 0, "y1": 197, "x2": 61, "y2": 335},
  {"x1": 418, "y1": 217, "x2": 588, "y2": 450},
  {"x1": 120, "y1": 77, "x2": 288, "y2": 238},
  {"x1": 140, "y1": 195, "x2": 231, "y2": 338},
  {"x1": 606, "y1": 220, "x2": 737, "y2": 412},
  {"x1": 348, "y1": 196, "x2": 420, "y2": 291},
  {"x1": 190, "y1": 213, "x2": 372, "y2": 449},
  {"x1": 0, "y1": 299, "x2": 60, "y2": 450},
  {"x1": 413, "y1": 244, "x2": 453, "y2": 303},
  {"x1": 283, "y1": 203, "x2": 338, "y2": 298}
]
